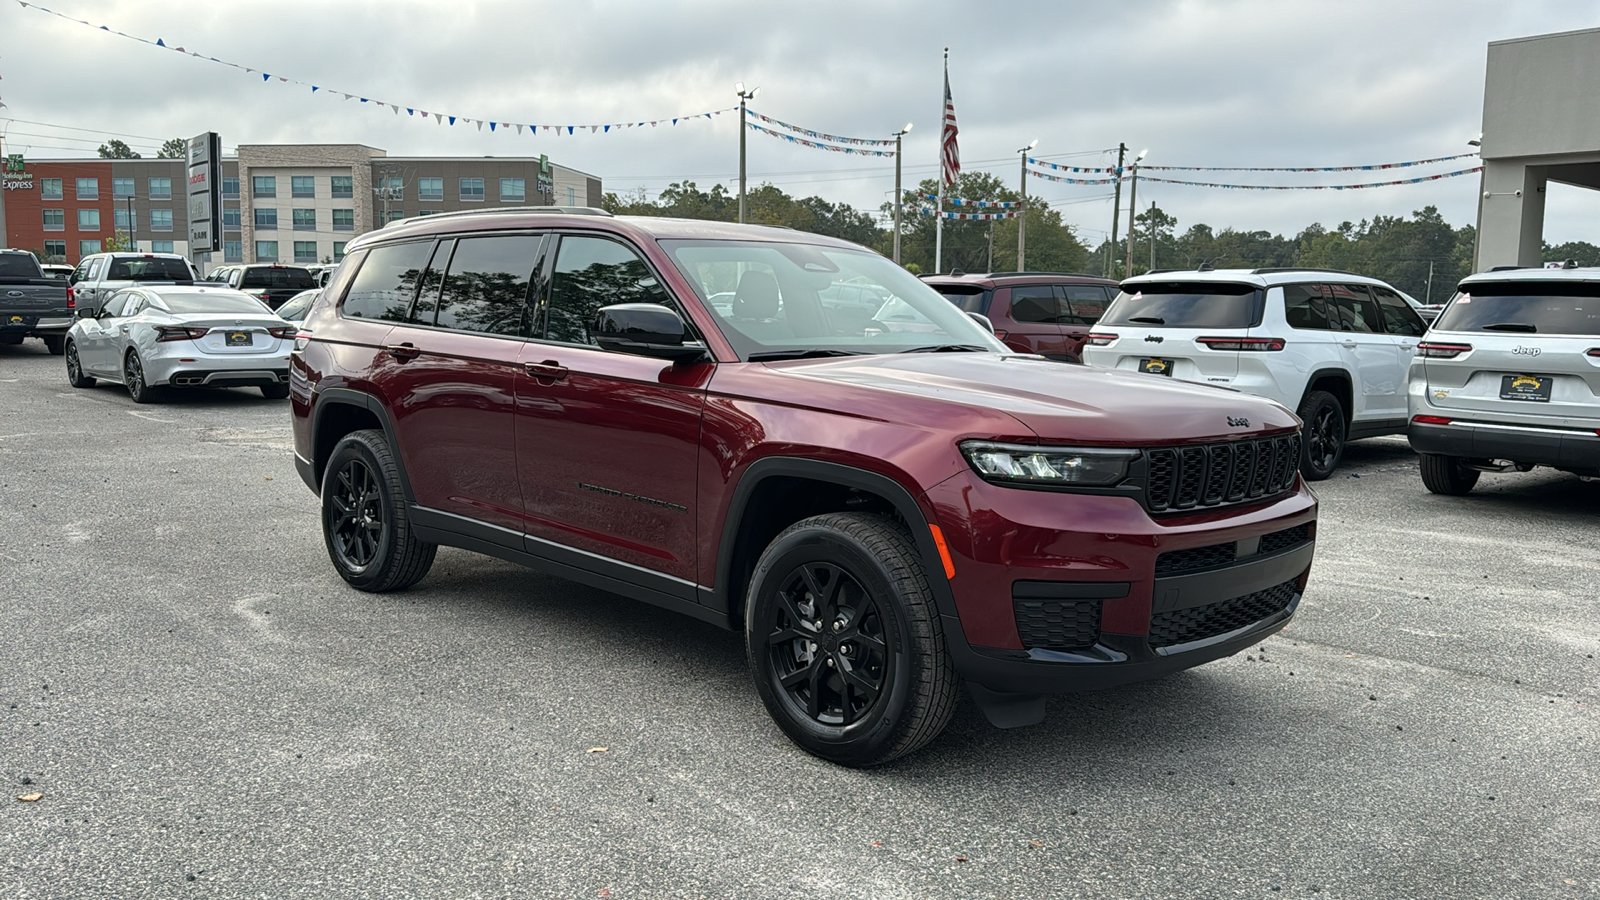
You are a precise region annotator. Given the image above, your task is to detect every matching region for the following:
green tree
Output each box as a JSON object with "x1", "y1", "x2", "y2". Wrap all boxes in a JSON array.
[
  {"x1": 103, "y1": 230, "x2": 134, "y2": 252},
  {"x1": 157, "y1": 138, "x2": 187, "y2": 159},
  {"x1": 885, "y1": 171, "x2": 1089, "y2": 274},
  {"x1": 97, "y1": 139, "x2": 140, "y2": 159}
]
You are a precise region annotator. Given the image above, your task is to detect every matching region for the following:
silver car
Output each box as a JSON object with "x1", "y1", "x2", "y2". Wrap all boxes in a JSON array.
[
  {"x1": 64, "y1": 285, "x2": 296, "y2": 402},
  {"x1": 1406, "y1": 264, "x2": 1600, "y2": 493}
]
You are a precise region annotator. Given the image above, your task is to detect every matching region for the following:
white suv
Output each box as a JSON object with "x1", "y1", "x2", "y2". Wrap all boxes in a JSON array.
[
  {"x1": 1082, "y1": 268, "x2": 1427, "y2": 480},
  {"x1": 1407, "y1": 264, "x2": 1600, "y2": 494}
]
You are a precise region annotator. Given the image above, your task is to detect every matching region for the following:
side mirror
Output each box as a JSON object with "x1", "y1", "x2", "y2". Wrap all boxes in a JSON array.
[
  {"x1": 593, "y1": 303, "x2": 706, "y2": 362},
  {"x1": 967, "y1": 312, "x2": 996, "y2": 334},
  {"x1": 76, "y1": 306, "x2": 96, "y2": 319}
]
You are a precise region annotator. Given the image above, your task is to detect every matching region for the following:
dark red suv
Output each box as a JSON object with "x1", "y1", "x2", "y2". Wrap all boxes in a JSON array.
[
  {"x1": 922, "y1": 272, "x2": 1118, "y2": 362},
  {"x1": 289, "y1": 210, "x2": 1317, "y2": 766}
]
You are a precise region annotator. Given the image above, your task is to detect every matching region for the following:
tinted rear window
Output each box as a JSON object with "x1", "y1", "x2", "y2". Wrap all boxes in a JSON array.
[
  {"x1": 108, "y1": 257, "x2": 194, "y2": 282},
  {"x1": 240, "y1": 267, "x2": 315, "y2": 289},
  {"x1": 0, "y1": 254, "x2": 41, "y2": 278},
  {"x1": 1433, "y1": 282, "x2": 1600, "y2": 336},
  {"x1": 928, "y1": 284, "x2": 991, "y2": 314},
  {"x1": 159, "y1": 293, "x2": 273, "y2": 314},
  {"x1": 1100, "y1": 282, "x2": 1264, "y2": 328}
]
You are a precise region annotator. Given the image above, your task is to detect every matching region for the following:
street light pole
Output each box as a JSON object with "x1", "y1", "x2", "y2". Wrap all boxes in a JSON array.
[
  {"x1": 126, "y1": 195, "x2": 136, "y2": 251},
  {"x1": 736, "y1": 82, "x2": 759, "y2": 224},
  {"x1": 1124, "y1": 148, "x2": 1147, "y2": 277},
  {"x1": 1017, "y1": 139, "x2": 1036, "y2": 271},
  {"x1": 892, "y1": 123, "x2": 912, "y2": 264}
]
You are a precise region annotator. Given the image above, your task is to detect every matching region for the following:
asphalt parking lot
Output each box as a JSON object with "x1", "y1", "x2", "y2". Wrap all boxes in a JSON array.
[{"x1": 2, "y1": 338, "x2": 1596, "y2": 899}]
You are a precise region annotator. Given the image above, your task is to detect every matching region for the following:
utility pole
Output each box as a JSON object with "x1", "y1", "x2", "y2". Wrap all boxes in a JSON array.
[
  {"x1": 1017, "y1": 140, "x2": 1035, "y2": 271},
  {"x1": 126, "y1": 195, "x2": 136, "y2": 251},
  {"x1": 736, "y1": 83, "x2": 759, "y2": 224},
  {"x1": 1124, "y1": 149, "x2": 1147, "y2": 277},
  {"x1": 987, "y1": 221, "x2": 994, "y2": 272},
  {"x1": 1149, "y1": 200, "x2": 1156, "y2": 271},
  {"x1": 892, "y1": 123, "x2": 912, "y2": 264},
  {"x1": 1108, "y1": 142, "x2": 1126, "y2": 279},
  {"x1": 1426, "y1": 260, "x2": 1435, "y2": 303}
]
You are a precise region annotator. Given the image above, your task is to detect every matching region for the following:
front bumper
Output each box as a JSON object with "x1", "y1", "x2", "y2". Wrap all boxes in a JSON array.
[{"x1": 1409, "y1": 420, "x2": 1600, "y2": 472}]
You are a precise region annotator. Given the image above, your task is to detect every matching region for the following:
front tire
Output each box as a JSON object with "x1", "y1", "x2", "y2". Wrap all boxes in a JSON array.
[
  {"x1": 42, "y1": 334, "x2": 65, "y2": 355},
  {"x1": 746, "y1": 513, "x2": 958, "y2": 767},
  {"x1": 1298, "y1": 390, "x2": 1346, "y2": 480},
  {"x1": 65, "y1": 340, "x2": 95, "y2": 388},
  {"x1": 320, "y1": 429, "x2": 436, "y2": 591},
  {"x1": 1419, "y1": 454, "x2": 1479, "y2": 495},
  {"x1": 124, "y1": 351, "x2": 161, "y2": 404}
]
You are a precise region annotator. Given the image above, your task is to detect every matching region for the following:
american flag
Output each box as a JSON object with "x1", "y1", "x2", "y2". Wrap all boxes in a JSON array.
[{"x1": 940, "y1": 68, "x2": 960, "y2": 189}]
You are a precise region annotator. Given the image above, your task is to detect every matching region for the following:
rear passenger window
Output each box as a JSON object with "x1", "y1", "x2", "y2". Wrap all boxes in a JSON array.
[
  {"x1": 433, "y1": 235, "x2": 542, "y2": 336},
  {"x1": 1060, "y1": 285, "x2": 1107, "y2": 325},
  {"x1": 1329, "y1": 284, "x2": 1382, "y2": 333},
  {"x1": 545, "y1": 235, "x2": 672, "y2": 346},
  {"x1": 1008, "y1": 285, "x2": 1058, "y2": 324},
  {"x1": 1371, "y1": 286, "x2": 1425, "y2": 336},
  {"x1": 1282, "y1": 284, "x2": 1332, "y2": 330},
  {"x1": 342, "y1": 241, "x2": 433, "y2": 321}
]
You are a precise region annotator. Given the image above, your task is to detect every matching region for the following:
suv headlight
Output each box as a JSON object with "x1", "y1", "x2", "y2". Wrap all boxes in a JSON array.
[{"x1": 960, "y1": 441, "x2": 1138, "y2": 487}]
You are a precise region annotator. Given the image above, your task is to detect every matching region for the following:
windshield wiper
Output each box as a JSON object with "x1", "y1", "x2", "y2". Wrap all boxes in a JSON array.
[
  {"x1": 1479, "y1": 322, "x2": 1537, "y2": 333},
  {"x1": 1127, "y1": 315, "x2": 1166, "y2": 324},
  {"x1": 746, "y1": 348, "x2": 863, "y2": 362},
  {"x1": 898, "y1": 344, "x2": 990, "y2": 354}
]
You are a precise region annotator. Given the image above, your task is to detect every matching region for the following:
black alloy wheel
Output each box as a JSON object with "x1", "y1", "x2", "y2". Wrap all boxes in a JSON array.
[
  {"x1": 65, "y1": 341, "x2": 95, "y2": 388},
  {"x1": 765, "y1": 561, "x2": 891, "y2": 727},
  {"x1": 124, "y1": 351, "x2": 159, "y2": 404},
  {"x1": 1298, "y1": 390, "x2": 1345, "y2": 480},
  {"x1": 327, "y1": 457, "x2": 385, "y2": 572},
  {"x1": 320, "y1": 429, "x2": 435, "y2": 591}
]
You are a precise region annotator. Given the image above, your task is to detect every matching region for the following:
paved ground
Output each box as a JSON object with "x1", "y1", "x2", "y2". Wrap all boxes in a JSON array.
[{"x1": 1, "y1": 338, "x2": 1596, "y2": 899}]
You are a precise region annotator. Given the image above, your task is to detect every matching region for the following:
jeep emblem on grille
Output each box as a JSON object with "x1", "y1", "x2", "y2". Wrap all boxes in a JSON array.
[
  {"x1": 1227, "y1": 416, "x2": 1250, "y2": 427},
  {"x1": 1144, "y1": 335, "x2": 1164, "y2": 343}
]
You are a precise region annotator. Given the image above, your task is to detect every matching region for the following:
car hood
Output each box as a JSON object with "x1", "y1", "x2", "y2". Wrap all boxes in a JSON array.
[{"x1": 771, "y1": 352, "x2": 1299, "y2": 444}]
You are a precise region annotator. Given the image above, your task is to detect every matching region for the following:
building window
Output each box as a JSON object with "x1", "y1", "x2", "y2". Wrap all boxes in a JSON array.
[
  {"x1": 500, "y1": 178, "x2": 525, "y2": 202},
  {"x1": 78, "y1": 209, "x2": 101, "y2": 231},
  {"x1": 567, "y1": 187, "x2": 576, "y2": 206},
  {"x1": 152, "y1": 240, "x2": 174, "y2": 254},
  {"x1": 223, "y1": 208, "x2": 241, "y2": 231},
  {"x1": 79, "y1": 240, "x2": 102, "y2": 257},
  {"x1": 378, "y1": 176, "x2": 403, "y2": 200},
  {"x1": 254, "y1": 208, "x2": 278, "y2": 230},
  {"x1": 333, "y1": 241, "x2": 348, "y2": 261},
  {"x1": 41, "y1": 178, "x2": 63, "y2": 200},
  {"x1": 255, "y1": 241, "x2": 279, "y2": 262},
  {"x1": 76, "y1": 178, "x2": 99, "y2": 200},
  {"x1": 417, "y1": 209, "x2": 442, "y2": 216},
  {"x1": 332, "y1": 209, "x2": 355, "y2": 231},
  {"x1": 113, "y1": 177, "x2": 135, "y2": 198},
  {"x1": 224, "y1": 240, "x2": 242, "y2": 262},
  {"x1": 292, "y1": 208, "x2": 316, "y2": 231},
  {"x1": 115, "y1": 209, "x2": 137, "y2": 230},
  {"x1": 291, "y1": 175, "x2": 315, "y2": 198},
  {"x1": 150, "y1": 209, "x2": 174, "y2": 232},
  {"x1": 459, "y1": 177, "x2": 484, "y2": 201},
  {"x1": 222, "y1": 177, "x2": 240, "y2": 198},
  {"x1": 253, "y1": 175, "x2": 276, "y2": 197},
  {"x1": 385, "y1": 210, "x2": 406, "y2": 223},
  {"x1": 43, "y1": 209, "x2": 65, "y2": 231},
  {"x1": 293, "y1": 241, "x2": 317, "y2": 263},
  {"x1": 43, "y1": 240, "x2": 67, "y2": 261},
  {"x1": 417, "y1": 177, "x2": 443, "y2": 201},
  {"x1": 331, "y1": 175, "x2": 352, "y2": 198},
  {"x1": 149, "y1": 177, "x2": 173, "y2": 200}
]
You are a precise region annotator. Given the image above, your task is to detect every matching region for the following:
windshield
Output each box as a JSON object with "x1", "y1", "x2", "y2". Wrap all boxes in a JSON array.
[
  {"x1": 157, "y1": 293, "x2": 275, "y2": 315},
  {"x1": 108, "y1": 257, "x2": 195, "y2": 282},
  {"x1": 660, "y1": 240, "x2": 1007, "y2": 359},
  {"x1": 1100, "y1": 282, "x2": 1264, "y2": 329},
  {"x1": 1433, "y1": 282, "x2": 1600, "y2": 335},
  {"x1": 241, "y1": 267, "x2": 316, "y2": 289},
  {"x1": 274, "y1": 290, "x2": 318, "y2": 321}
]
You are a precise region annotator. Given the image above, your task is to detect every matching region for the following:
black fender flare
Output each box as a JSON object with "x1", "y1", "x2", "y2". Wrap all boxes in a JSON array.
[
  {"x1": 1298, "y1": 368, "x2": 1353, "y2": 420},
  {"x1": 307, "y1": 387, "x2": 415, "y2": 503}
]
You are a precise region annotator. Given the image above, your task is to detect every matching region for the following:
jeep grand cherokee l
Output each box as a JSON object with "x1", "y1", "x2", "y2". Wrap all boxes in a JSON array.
[{"x1": 290, "y1": 209, "x2": 1318, "y2": 766}]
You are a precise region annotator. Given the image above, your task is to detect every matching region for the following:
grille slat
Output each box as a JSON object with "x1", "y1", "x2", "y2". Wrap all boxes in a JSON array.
[
  {"x1": 1149, "y1": 579, "x2": 1298, "y2": 648},
  {"x1": 1146, "y1": 434, "x2": 1300, "y2": 513},
  {"x1": 1015, "y1": 599, "x2": 1102, "y2": 651},
  {"x1": 1258, "y1": 523, "x2": 1312, "y2": 556},
  {"x1": 1154, "y1": 541, "x2": 1237, "y2": 576}
]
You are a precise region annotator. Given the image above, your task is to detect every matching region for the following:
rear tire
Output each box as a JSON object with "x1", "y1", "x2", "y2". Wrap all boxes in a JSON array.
[
  {"x1": 260, "y1": 383, "x2": 290, "y2": 400},
  {"x1": 65, "y1": 340, "x2": 95, "y2": 388},
  {"x1": 1297, "y1": 390, "x2": 1346, "y2": 480},
  {"x1": 745, "y1": 512, "x2": 958, "y2": 767},
  {"x1": 124, "y1": 351, "x2": 161, "y2": 404},
  {"x1": 1419, "y1": 454, "x2": 1479, "y2": 495},
  {"x1": 321, "y1": 429, "x2": 436, "y2": 592},
  {"x1": 42, "y1": 334, "x2": 65, "y2": 355}
]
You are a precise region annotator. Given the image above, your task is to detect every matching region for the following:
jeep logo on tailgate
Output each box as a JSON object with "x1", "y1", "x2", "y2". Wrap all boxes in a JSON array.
[
  {"x1": 1511, "y1": 346, "x2": 1541, "y2": 357},
  {"x1": 1144, "y1": 335, "x2": 1164, "y2": 343}
]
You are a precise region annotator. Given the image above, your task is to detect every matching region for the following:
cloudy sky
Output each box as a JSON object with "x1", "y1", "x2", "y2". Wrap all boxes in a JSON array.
[{"x1": 2, "y1": 0, "x2": 1596, "y2": 245}]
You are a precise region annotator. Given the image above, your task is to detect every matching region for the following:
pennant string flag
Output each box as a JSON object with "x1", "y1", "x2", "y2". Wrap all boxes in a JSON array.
[
  {"x1": 745, "y1": 121, "x2": 895, "y2": 157},
  {"x1": 1027, "y1": 168, "x2": 1125, "y2": 186},
  {"x1": 915, "y1": 192, "x2": 1021, "y2": 208},
  {"x1": 14, "y1": 1, "x2": 733, "y2": 135},
  {"x1": 1139, "y1": 167, "x2": 1485, "y2": 190},
  {"x1": 744, "y1": 109, "x2": 898, "y2": 147},
  {"x1": 1026, "y1": 157, "x2": 1118, "y2": 174},
  {"x1": 912, "y1": 206, "x2": 1020, "y2": 221},
  {"x1": 1140, "y1": 153, "x2": 1479, "y2": 172}
]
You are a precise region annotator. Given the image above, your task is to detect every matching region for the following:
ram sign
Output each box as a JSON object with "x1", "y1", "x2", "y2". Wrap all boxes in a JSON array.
[{"x1": 186, "y1": 132, "x2": 222, "y2": 255}]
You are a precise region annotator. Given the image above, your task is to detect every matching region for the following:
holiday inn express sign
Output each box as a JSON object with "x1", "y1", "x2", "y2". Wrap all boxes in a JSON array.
[{"x1": 2, "y1": 154, "x2": 33, "y2": 191}]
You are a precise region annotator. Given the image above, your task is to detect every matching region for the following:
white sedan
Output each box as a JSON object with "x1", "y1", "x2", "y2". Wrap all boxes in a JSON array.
[{"x1": 64, "y1": 285, "x2": 297, "y2": 402}]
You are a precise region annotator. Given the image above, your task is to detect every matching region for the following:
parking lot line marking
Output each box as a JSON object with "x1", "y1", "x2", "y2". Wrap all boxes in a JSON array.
[{"x1": 126, "y1": 410, "x2": 178, "y2": 424}]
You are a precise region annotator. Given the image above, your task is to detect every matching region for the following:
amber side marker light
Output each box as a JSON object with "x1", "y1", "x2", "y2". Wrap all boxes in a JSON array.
[{"x1": 928, "y1": 525, "x2": 956, "y2": 580}]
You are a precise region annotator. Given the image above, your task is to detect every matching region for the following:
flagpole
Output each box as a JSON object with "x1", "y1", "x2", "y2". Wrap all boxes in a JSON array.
[{"x1": 935, "y1": 48, "x2": 947, "y2": 274}]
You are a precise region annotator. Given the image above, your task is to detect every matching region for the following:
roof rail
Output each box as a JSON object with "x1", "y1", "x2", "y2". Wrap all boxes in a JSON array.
[
  {"x1": 979, "y1": 270, "x2": 1109, "y2": 279},
  {"x1": 380, "y1": 206, "x2": 614, "y2": 228},
  {"x1": 1248, "y1": 266, "x2": 1359, "y2": 276},
  {"x1": 1487, "y1": 265, "x2": 1529, "y2": 272}
]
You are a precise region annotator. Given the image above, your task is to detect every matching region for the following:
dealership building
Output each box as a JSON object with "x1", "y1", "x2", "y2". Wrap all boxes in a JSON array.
[{"x1": 0, "y1": 143, "x2": 601, "y2": 272}]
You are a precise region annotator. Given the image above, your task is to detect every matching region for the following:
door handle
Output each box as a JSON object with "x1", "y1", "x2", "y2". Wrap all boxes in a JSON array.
[
  {"x1": 525, "y1": 360, "x2": 569, "y2": 382},
  {"x1": 1399, "y1": 343, "x2": 1416, "y2": 351},
  {"x1": 386, "y1": 343, "x2": 421, "y2": 362},
  {"x1": 1341, "y1": 340, "x2": 1358, "y2": 349}
]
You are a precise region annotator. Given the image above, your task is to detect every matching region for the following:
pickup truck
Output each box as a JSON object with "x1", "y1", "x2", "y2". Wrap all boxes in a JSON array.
[
  {"x1": 0, "y1": 249, "x2": 72, "y2": 355},
  {"x1": 69, "y1": 252, "x2": 200, "y2": 316}
]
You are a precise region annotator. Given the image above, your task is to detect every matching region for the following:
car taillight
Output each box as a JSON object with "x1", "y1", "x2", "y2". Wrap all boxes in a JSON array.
[
  {"x1": 991, "y1": 329, "x2": 1008, "y2": 340},
  {"x1": 66, "y1": 285, "x2": 76, "y2": 308},
  {"x1": 269, "y1": 326, "x2": 297, "y2": 340},
  {"x1": 1196, "y1": 336, "x2": 1285, "y2": 351},
  {"x1": 1417, "y1": 341, "x2": 1472, "y2": 359},
  {"x1": 155, "y1": 326, "x2": 210, "y2": 342},
  {"x1": 1587, "y1": 348, "x2": 1600, "y2": 358},
  {"x1": 1085, "y1": 332, "x2": 1116, "y2": 346},
  {"x1": 1412, "y1": 415, "x2": 1453, "y2": 426}
]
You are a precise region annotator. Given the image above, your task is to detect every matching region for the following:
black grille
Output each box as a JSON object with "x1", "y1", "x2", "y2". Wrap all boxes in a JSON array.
[
  {"x1": 1154, "y1": 541, "x2": 1238, "y2": 576},
  {"x1": 1258, "y1": 523, "x2": 1312, "y2": 556},
  {"x1": 1015, "y1": 599, "x2": 1102, "y2": 651},
  {"x1": 1145, "y1": 434, "x2": 1301, "y2": 513},
  {"x1": 1148, "y1": 579, "x2": 1298, "y2": 648}
]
